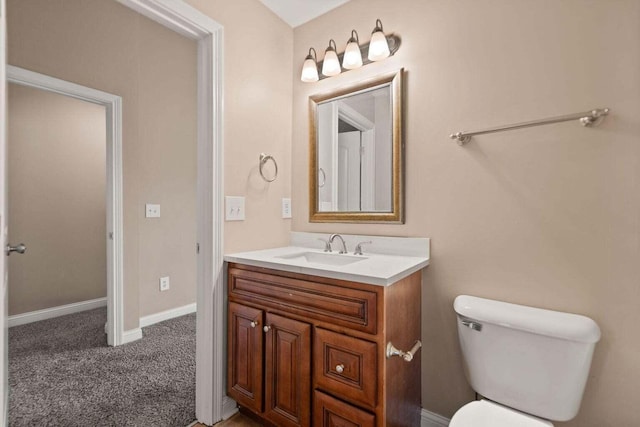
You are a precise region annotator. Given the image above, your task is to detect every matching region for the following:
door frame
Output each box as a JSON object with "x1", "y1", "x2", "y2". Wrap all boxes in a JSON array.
[
  {"x1": 115, "y1": 1, "x2": 226, "y2": 424},
  {"x1": 6, "y1": 65, "x2": 125, "y2": 347},
  {"x1": 1, "y1": 0, "x2": 8, "y2": 424}
]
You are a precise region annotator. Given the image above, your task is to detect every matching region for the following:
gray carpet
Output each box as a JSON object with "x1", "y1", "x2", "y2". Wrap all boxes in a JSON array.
[{"x1": 9, "y1": 307, "x2": 196, "y2": 426}]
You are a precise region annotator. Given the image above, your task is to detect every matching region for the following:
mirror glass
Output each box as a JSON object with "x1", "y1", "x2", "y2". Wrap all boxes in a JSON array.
[{"x1": 309, "y1": 70, "x2": 403, "y2": 223}]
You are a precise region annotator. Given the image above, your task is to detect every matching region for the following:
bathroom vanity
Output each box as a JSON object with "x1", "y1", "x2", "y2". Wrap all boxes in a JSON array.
[{"x1": 225, "y1": 233, "x2": 429, "y2": 427}]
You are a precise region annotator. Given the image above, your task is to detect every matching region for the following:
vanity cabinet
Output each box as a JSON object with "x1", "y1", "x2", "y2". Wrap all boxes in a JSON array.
[{"x1": 227, "y1": 262, "x2": 422, "y2": 427}]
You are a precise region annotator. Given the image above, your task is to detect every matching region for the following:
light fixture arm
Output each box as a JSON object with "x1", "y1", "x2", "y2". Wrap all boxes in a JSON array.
[
  {"x1": 327, "y1": 39, "x2": 337, "y2": 52},
  {"x1": 307, "y1": 47, "x2": 317, "y2": 62},
  {"x1": 372, "y1": 18, "x2": 384, "y2": 34},
  {"x1": 349, "y1": 29, "x2": 359, "y2": 44}
]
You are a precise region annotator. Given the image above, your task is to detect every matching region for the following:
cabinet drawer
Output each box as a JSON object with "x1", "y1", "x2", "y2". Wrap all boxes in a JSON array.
[
  {"x1": 228, "y1": 266, "x2": 378, "y2": 334},
  {"x1": 314, "y1": 390, "x2": 375, "y2": 427},
  {"x1": 314, "y1": 328, "x2": 377, "y2": 409}
]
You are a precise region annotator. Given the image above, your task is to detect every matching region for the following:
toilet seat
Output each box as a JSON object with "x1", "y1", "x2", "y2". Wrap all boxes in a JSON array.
[{"x1": 449, "y1": 400, "x2": 554, "y2": 427}]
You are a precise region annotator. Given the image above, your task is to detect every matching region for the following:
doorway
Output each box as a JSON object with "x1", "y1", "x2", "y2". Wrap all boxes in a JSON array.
[
  {"x1": 7, "y1": 82, "x2": 108, "y2": 327},
  {"x1": 7, "y1": 66, "x2": 124, "y2": 346}
]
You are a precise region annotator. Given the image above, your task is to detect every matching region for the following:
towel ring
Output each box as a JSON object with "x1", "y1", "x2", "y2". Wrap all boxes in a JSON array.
[
  {"x1": 318, "y1": 168, "x2": 326, "y2": 188},
  {"x1": 259, "y1": 153, "x2": 278, "y2": 182}
]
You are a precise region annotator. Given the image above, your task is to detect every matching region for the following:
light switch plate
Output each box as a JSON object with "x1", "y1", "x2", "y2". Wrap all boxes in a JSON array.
[
  {"x1": 145, "y1": 204, "x2": 161, "y2": 218},
  {"x1": 159, "y1": 276, "x2": 170, "y2": 291},
  {"x1": 282, "y1": 198, "x2": 292, "y2": 219},
  {"x1": 225, "y1": 196, "x2": 245, "y2": 221}
]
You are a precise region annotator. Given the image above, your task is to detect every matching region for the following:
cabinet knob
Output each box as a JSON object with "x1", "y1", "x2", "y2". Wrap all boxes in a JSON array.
[
  {"x1": 263, "y1": 325, "x2": 271, "y2": 333},
  {"x1": 250, "y1": 320, "x2": 259, "y2": 328},
  {"x1": 335, "y1": 364, "x2": 344, "y2": 374}
]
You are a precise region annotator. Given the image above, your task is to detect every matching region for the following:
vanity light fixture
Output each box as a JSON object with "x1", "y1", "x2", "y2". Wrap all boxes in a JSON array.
[
  {"x1": 300, "y1": 19, "x2": 400, "y2": 82},
  {"x1": 321, "y1": 39, "x2": 341, "y2": 77},
  {"x1": 342, "y1": 30, "x2": 363, "y2": 70},
  {"x1": 300, "y1": 47, "x2": 319, "y2": 82},
  {"x1": 368, "y1": 19, "x2": 390, "y2": 61}
]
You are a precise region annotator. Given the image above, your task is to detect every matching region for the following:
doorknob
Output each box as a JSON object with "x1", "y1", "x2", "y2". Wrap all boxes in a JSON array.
[{"x1": 6, "y1": 243, "x2": 27, "y2": 256}]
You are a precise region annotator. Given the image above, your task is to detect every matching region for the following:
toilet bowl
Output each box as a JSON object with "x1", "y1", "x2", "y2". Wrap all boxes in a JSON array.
[
  {"x1": 451, "y1": 295, "x2": 600, "y2": 426},
  {"x1": 450, "y1": 400, "x2": 553, "y2": 427}
]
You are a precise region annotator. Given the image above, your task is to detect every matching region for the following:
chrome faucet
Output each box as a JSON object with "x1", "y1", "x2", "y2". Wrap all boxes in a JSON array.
[{"x1": 329, "y1": 234, "x2": 348, "y2": 254}]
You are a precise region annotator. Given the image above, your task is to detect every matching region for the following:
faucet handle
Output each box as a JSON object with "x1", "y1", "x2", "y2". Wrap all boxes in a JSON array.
[
  {"x1": 354, "y1": 240, "x2": 372, "y2": 255},
  {"x1": 318, "y1": 238, "x2": 332, "y2": 252}
]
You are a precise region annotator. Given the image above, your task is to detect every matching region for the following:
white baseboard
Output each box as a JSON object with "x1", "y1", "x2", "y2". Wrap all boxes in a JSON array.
[
  {"x1": 120, "y1": 303, "x2": 197, "y2": 346},
  {"x1": 139, "y1": 302, "x2": 197, "y2": 328},
  {"x1": 8, "y1": 297, "x2": 107, "y2": 327},
  {"x1": 422, "y1": 408, "x2": 450, "y2": 427},
  {"x1": 122, "y1": 328, "x2": 143, "y2": 344},
  {"x1": 222, "y1": 395, "x2": 238, "y2": 420}
]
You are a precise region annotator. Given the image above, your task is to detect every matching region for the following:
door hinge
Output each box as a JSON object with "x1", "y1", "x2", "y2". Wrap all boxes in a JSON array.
[
  {"x1": 196, "y1": 243, "x2": 200, "y2": 254},
  {"x1": 108, "y1": 232, "x2": 113, "y2": 240}
]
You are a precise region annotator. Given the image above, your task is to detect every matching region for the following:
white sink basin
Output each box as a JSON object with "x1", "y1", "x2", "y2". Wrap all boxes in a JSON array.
[{"x1": 276, "y1": 251, "x2": 367, "y2": 266}]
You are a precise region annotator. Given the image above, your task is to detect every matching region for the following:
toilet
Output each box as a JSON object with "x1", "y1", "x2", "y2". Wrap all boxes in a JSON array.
[{"x1": 450, "y1": 295, "x2": 601, "y2": 426}]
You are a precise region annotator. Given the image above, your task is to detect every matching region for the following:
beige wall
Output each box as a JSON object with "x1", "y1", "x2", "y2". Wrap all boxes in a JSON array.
[
  {"x1": 185, "y1": 0, "x2": 293, "y2": 254},
  {"x1": 8, "y1": 84, "x2": 106, "y2": 315},
  {"x1": 7, "y1": 0, "x2": 198, "y2": 327},
  {"x1": 293, "y1": 1, "x2": 640, "y2": 425}
]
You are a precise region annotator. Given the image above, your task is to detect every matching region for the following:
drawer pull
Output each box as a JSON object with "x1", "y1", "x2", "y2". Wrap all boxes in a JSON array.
[
  {"x1": 263, "y1": 325, "x2": 271, "y2": 333},
  {"x1": 386, "y1": 340, "x2": 422, "y2": 362},
  {"x1": 250, "y1": 320, "x2": 259, "y2": 328},
  {"x1": 335, "y1": 364, "x2": 345, "y2": 374}
]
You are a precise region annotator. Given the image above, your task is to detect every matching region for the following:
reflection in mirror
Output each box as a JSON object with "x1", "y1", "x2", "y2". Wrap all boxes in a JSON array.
[
  {"x1": 309, "y1": 70, "x2": 403, "y2": 223},
  {"x1": 317, "y1": 86, "x2": 391, "y2": 212}
]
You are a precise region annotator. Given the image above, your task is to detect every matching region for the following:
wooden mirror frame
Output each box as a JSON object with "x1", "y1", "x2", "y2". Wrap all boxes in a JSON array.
[{"x1": 309, "y1": 69, "x2": 404, "y2": 223}]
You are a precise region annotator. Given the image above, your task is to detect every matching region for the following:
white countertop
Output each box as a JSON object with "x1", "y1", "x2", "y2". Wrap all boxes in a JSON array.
[{"x1": 224, "y1": 233, "x2": 430, "y2": 286}]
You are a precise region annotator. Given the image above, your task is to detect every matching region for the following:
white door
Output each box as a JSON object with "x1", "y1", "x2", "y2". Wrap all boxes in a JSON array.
[
  {"x1": 1, "y1": 0, "x2": 8, "y2": 423},
  {"x1": 337, "y1": 131, "x2": 361, "y2": 211}
]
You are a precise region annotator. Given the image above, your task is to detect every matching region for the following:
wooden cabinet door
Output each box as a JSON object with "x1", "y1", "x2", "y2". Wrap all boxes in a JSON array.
[
  {"x1": 263, "y1": 312, "x2": 311, "y2": 427},
  {"x1": 227, "y1": 302, "x2": 264, "y2": 413},
  {"x1": 314, "y1": 390, "x2": 375, "y2": 427}
]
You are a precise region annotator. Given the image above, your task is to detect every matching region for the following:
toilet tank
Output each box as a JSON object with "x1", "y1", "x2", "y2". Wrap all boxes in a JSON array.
[{"x1": 453, "y1": 295, "x2": 600, "y2": 422}]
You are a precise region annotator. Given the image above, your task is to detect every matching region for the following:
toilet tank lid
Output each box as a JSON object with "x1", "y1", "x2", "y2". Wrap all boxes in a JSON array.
[{"x1": 454, "y1": 295, "x2": 601, "y2": 343}]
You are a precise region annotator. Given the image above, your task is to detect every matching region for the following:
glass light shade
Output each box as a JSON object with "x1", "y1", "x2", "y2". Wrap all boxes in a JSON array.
[
  {"x1": 368, "y1": 30, "x2": 390, "y2": 61},
  {"x1": 342, "y1": 40, "x2": 363, "y2": 70},
  {"x1": 322, "y1": 49, "x2": 341, "y2": 76},
  {"x1": 301, "y1": 57, "x2": 319, "y2": 82}
]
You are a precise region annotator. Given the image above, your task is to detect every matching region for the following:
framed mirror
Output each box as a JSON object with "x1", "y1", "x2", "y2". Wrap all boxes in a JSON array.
[{"x1": 309, "y1": 69, "x2": 403, "y2": 223}]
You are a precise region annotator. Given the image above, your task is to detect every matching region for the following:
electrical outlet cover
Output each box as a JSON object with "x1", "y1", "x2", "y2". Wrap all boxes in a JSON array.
[
  {"x1": 159, "y1": 276, "x2": 170, "y2": 291},
  {"x1": 146, "y1": 204, "x2": 161, "y2": 218},
  {"x1": 282, "y1": 198, "x2": 292, "y2": 219}
]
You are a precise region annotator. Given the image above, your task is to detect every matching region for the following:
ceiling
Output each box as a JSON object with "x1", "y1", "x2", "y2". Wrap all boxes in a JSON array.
[{"x1": 260, "y1": 0, "x2": 351, "y2": 28}]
